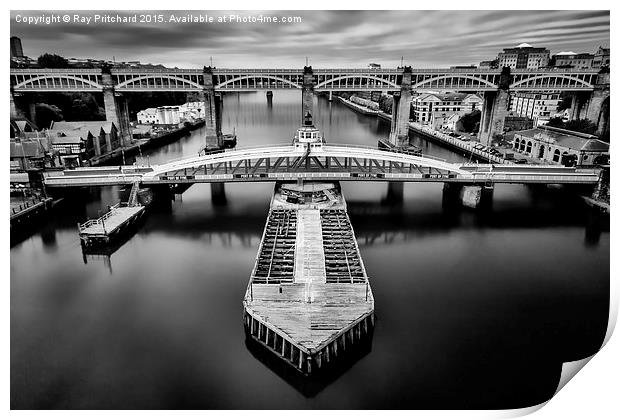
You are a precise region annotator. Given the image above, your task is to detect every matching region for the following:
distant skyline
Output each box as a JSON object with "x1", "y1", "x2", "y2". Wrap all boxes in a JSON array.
[{"x1": 10, "y1": 10, "x2": 610, "y2": 68}]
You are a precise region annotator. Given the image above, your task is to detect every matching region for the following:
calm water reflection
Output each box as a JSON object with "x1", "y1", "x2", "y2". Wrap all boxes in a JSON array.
[{"x1": 11, "y1": 91, "x2": 609, "y2": 409}]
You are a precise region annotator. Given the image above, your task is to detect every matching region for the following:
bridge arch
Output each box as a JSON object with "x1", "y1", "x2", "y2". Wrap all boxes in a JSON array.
[
  {"x1": 143, "y1": 145, "x2": 470, "y2": 180},
  {"x1": 216, "y1": 75, "x2": 302, "y2": 89},
  {"x1": 14, "y1": 75, "x2": 102, "y2": 90},
  {"x1": 315, "y1": 75, "x2": 399, "y2": 89},
  {"x1": 411, "y1": 74, "x2": 497, "y2": 90},
  {"x1": 510, "y1": 74, "x2": 593, "y2": 89},
  {"x1": 116, "y1": 75, "x2": 203, "y2": 89}
]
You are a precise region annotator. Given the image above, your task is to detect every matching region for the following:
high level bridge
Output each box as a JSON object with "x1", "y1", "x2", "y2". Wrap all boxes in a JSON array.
[{"x1": 10, "y1": 65, "x2": 609, "y2": 147}]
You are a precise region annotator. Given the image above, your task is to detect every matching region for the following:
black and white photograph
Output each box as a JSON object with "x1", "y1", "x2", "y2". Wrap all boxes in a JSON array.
[{"x1": 7, "y1": 3, "x2": 615, "y2": 415}]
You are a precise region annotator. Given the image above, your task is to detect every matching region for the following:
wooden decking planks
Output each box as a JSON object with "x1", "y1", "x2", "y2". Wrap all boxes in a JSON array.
[
  {"x1": 245, "y1": 182, "x2": 374, "y2": 356},
  {"x1": 79, "y1": 206, "x2": 144, "y2": 236},
  {"x1": 294, "y1": 209, "x2": 326, "y2": 283},
  {"x1": 247, "y1": 299, "x2": 373, "y2": 351}
]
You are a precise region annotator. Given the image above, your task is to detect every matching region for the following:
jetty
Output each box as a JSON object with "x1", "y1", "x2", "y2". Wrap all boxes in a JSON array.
[
  {"x1": 78, "y1": 181, "x2": 145, "y2": 247},
  {"x1": 243, "y1": 181, "x2": 374, "y2": 375}
]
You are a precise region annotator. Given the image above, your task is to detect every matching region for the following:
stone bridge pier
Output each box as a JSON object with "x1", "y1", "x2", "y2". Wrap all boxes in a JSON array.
[
  {"x1": 101, "y1": 67, "x2": 131, "y2": 148},
  {"x1": 566, "y1": 72, "x2": 609, "y2": 138},
  {"x1": 389, "y1": 66, "x2": 412, "y2": 148},
  {"x1": 10, "y1": 89, "x2": 24, "y2": 120},
  {"x1": 302, "y1": 66, "x2": 314, "y2": 122},
  {"x1": 478, "y1": 68, "x2": 512, "y2": 146},
  {"x1": 202, "y1": 66, "x2": 223, "y2": 150},
  {"x1": 10, "y1": 89, "x2": 38, "y2": 126},
  {"x1": 442, "y1": 183, "x2": 494, "y2": 210},
  {"x1": 583, "y1": 71, "x2": 610, "y2": 137}
]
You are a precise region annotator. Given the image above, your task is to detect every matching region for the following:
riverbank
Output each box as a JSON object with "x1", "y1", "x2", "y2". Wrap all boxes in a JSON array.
[
  {"x1": 407, "y1": 122, "x2": 506, "y2": 164},
  {"x1": 88, "y1": 119, "x2": 205, "y2": 166},
  {"x1": 335, "y1": 96, "x2": 379, "y2": 115},
  {"x1": 10, "y1": 194, "x2": 63, "y2": 231},
  {"x1": 350, "y1": 103, "x2": 504, "y2": 164}
]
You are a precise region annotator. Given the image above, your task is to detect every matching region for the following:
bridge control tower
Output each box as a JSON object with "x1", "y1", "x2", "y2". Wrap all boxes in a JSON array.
[{"x1": 293, "y1": 112, "x2": 325, "y2": 148}]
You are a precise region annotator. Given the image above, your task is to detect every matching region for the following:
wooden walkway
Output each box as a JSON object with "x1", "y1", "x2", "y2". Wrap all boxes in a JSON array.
[
  {"x1": 79, "y1": 206, "x2": 144, "y2": 237},
  {"x1": 294, "y1": 209, "x2": 326, "y2": 283}
]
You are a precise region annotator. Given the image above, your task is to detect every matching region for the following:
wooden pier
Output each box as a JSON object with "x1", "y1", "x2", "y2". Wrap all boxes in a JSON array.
[
  {"x1": 78, "y1": 181, "x2": 145, "y2": 247},
  {"x1": 78, "y1": 204, "x2": 145, "y2": 246},
  {"x1": 243, "y1": 182, "x2": 374, "y2": 375}
]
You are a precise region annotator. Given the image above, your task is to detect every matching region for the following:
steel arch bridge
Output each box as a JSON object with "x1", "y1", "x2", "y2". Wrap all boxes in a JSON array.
[
  {"x1": 142, "y1": 144, "x2": 470, "y2": 182},
  {"x1": 42, "y1": 144, "x2": 600, "y2": 188},
  {"x1": 11, "y1": 67, "x2": 598, "y2": 93}
]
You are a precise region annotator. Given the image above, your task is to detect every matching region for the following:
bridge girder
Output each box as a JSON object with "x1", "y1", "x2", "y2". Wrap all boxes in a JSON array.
[{"x1": 11, "y1": 68, "x2": 600, "y2": 93}]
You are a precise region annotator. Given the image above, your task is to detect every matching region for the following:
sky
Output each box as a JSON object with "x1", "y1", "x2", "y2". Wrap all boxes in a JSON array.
[{"x1": 10, "y1": 10, "x2": 610, "y2": 68}]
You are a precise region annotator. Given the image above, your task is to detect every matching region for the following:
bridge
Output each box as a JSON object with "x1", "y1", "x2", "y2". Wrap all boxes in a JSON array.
[
  {"x1": 42, "y1": 144, "x2": 600, "y2": 208},
  {"x1": 10, "y1": 65, "x2": 609, "y2": 148},
  {"x1": 10, "y1": 67, "x2": 599, "y2": 93}
]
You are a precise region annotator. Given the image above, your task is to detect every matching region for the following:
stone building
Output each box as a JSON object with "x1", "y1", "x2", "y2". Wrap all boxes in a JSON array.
[
  {"x1": 497, "y1": 43, "x2": 550, "y2": 69},
  {"x1": 411, "y1": 92, "x2": 482, "y2": 129},
  {"x1": 510, "y1": 92, "x2": 561, "y2": 126},
  {"x1": 592, "y1": 46, "x2": 610, "y2": 68},
  {"x1": 553, "y1": 52, "x2": 595, "y2": 69},
  {"x1": 512, "y1": 126, "x2": 609, "y2": 166}
]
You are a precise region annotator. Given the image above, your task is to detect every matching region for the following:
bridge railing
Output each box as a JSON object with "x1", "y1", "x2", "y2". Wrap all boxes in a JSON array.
[{"x1": 78, "y1": 203, "x2": 121, "y2": 232}]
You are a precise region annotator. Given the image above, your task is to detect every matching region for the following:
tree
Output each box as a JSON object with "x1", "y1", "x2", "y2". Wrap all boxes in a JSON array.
[
  {"x1": 457, "y1": 110, "x2": 481, "y2": 133},
  {"x1": 34, "y1": 103, "x2": 63, "y2": 128},
  {"x1": 547, "y1": 118, "x2": 598, "y2": 135},
  {"x1": 557, "y1": 94, "x2": 573, "y2": 112},
  {"x1": 67, "y1": 93, "x2": 105, "y2": 121},
  {"x1": 378, "y1": 95, "x2": 393, "y2": 114},
  {"x1": 37, "y1": 53, "x2": 69, "y2": 68}
]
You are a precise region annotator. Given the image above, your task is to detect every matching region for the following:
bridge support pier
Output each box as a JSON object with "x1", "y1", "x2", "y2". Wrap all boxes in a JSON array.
[
  {"x1": 211, "y1": 182, "x2": 227, "y2": 206},
  {"x1": 266, "y1": 91, "x2": 273, "y2": 106},
  {"x1": 147, "y1": 185, "x2": 173, "y2": 211},
  {"x1": 443, "y1": 183, "x2": 493, "y2": 210},
  {"x1": 389, "y1": 66, "x2": 412, "y2": 149},
  {"x1": 479, "y1": 89, "x2": 510, "y2": 146},
  {"x1": 10, "y1": 90, "x2": 27, "y2": 120},
  {"x1": 328, "y1": 91, "x2": 333, "y2": 102},
  {"x1": 102, "y1": 67, "x2": 131, "y2": 148},
  {"x1": 384, "y1": 182, "x2": 404, "y2": 204},
  {"x1": 570, "y1": 93, "x2": 588, "y2": 121},
  {"x1": 582, "y1": 71, "x2": 610, "y2": 137},
  {"x1": 202, "y1": 66, "x2": 222, "y2": 150},
  {"x1": 302, "y1": 66, "x2": 314, "y2": 121}
]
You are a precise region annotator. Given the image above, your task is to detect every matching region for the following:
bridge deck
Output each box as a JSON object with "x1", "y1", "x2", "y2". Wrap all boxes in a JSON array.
[
  {"x1": 243, "y1": 182, "x2": 374, "y2": 373},
  {"x1": 42, "y1": 146, "x2": 601, "y2": 187},
  {"x1": 294, "y1": 209, "x2": 327, "y2": 283}
]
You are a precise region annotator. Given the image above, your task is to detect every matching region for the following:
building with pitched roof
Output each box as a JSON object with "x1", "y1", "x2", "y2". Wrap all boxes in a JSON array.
[
  {"x1": 49, "y1": 121, "x2": 120, "y2": 157},
  {"x1": 512, "y1": 126, "x2": 609, "y2": 166},
  {"x1": 9, "y1": 138, "x2": 51, "y2": 172}
]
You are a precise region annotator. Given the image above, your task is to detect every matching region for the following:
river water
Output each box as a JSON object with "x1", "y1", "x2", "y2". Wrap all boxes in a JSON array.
[{"x1": 10, "y1": 91, "x2": 609, "y2": 409}]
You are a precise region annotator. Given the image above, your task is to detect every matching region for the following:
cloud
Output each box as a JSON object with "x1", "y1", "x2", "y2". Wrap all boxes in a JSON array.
[{"x1": 10, "y1": 10, "x2": 610, "y2": 68}]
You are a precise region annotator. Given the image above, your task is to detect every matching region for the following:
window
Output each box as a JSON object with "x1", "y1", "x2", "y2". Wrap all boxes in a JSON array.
[{"x1": 553, "y1": 149, "x2": 561, "y2": 162}]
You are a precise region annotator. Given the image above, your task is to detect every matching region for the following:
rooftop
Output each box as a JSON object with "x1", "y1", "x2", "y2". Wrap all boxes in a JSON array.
[
  {"x1": 50, "y1": 121, "x2": 116, "y2": 138},
  {"x1": 515, "y1": 127, "x2": 609, "y2": 152},
  {"x1": 10, "y1": 140, "x2": 46, "y2": 158}
]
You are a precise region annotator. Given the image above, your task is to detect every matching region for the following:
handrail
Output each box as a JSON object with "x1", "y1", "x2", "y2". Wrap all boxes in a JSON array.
[{"x1": 79, "y1": 203, "x2": 121, "y2": 231}]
